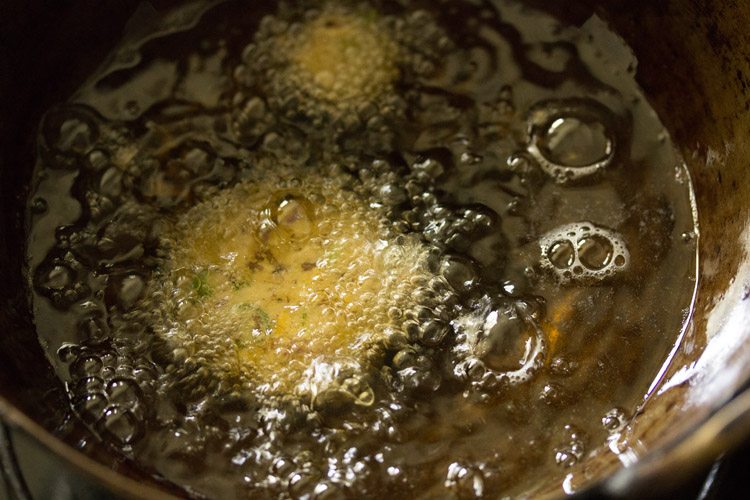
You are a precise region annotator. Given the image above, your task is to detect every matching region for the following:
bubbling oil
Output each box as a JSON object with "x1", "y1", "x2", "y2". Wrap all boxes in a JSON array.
[
  {"x1": 27, "y1": 0, "x2": 698, "y2": 498},
  {"x1": 154, "y1": 165, "x2": 438, "y2": 403}
]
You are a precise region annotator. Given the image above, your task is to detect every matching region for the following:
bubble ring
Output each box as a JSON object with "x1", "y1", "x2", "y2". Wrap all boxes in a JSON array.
[
  {"x1": 526, "y1": 99, "x2": 617, "y2": 184},
  {"x1": 454, "y1": 301, "x2": 547, "y2": 390},
  {"x1": 539, "y1": 221, "x2": 630, "y2": 284},
  {"x1": 474, "y1": 317, "x2": 546, "y2": 388}
]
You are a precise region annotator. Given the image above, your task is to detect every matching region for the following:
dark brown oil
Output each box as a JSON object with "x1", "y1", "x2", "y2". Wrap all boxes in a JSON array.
[{"x1": 26, "y1": 0, "x2": 698, "y2": 498}]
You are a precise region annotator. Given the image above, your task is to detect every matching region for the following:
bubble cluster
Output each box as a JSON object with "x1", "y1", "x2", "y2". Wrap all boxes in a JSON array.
[
  {"x1": 59, "y1": 343, "x2": 154, "y2": 447},
  {"x1": 539, "y1": 222, "x2": 630, "y2": 284},
  {"x1": 34, "y1": 254, "x2": 91, "y2": 310},
  {"x1": 445, "y1": 461, "x2": 486, "y2": 497},
  {"x1": 40, "y1": 105, "x2": 100, "y2": 163},
  {"x1": 553, "y1": 424, "x2": 587, "y2": 468},
  {"x1": 526, "y1": 99, "x2": 617, "y2": 184},
  {"x1": 452, "y1": 296, "x2": 546, "y2": 393},
  {"x1": 150, "y1": 165, "x2": 441, "y2": 406},
  {"x1": 283, "y1": 7, "x2": 398, "y2": 104},
  {"x1": 231, "y1": 1, "x2": 454, "y2": 150}
]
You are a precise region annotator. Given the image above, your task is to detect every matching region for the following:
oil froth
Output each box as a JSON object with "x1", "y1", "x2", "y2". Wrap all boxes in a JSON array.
[{"x1": 152, "y1": 167, "x2": 434, "y2": 402}]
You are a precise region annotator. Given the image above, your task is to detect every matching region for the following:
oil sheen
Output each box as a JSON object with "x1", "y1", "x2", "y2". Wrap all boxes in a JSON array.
[{"x1": 26, "y1": 0, "x2": 699, "y2": 498}]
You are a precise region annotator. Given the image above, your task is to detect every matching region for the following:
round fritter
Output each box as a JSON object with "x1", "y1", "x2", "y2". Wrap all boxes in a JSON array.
[{"x1": 155, "y1": 166, "x2": 433, "y2": 404}]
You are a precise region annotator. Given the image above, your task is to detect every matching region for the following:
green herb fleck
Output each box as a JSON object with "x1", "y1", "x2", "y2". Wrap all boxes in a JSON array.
[
  {"x1": 191, "y1": 271, "x2": 213, "y2": 299},
  {"x1": 231, "y1": 278, "x2": 250, "y2": 291},
  {"x1": 237, "y1": 303, "x2": 273, "y2": 333}
]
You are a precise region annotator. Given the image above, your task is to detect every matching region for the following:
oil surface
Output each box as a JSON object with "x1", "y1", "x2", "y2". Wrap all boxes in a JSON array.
[{"x1": 26, "y1": 0, "x2": 699, "y2": 497}]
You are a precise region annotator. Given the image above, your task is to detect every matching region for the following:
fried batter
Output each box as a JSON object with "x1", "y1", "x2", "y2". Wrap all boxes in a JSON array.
[{"x1": 159, "y1": 168, "x2": 432, "y2": 403}]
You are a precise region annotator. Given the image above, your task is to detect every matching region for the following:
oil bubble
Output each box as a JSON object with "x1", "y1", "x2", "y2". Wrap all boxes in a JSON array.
[
  {"x1": 69, "y1": 354, "x2": 102, "y2": 380},
  {"x1": 577, "y1": 234, "x2": 614, "y2": 270},
  {"x1": 553, "y1": 425, "x2": 586, "y2": 468},
  {"x1": 549, "y1": 357, "x2": 578, "y2": 377},
  {"x1": 539, "y1": 382, "x2": 571, "y2": 407},
  {"x1": 74, "y1": 375, "x2": 104, "y2": 394},
  {"x1": 78, "y1": 314, "x2": 110, "y2": 344},
  {"x1": 74, "y1": 392, "x2": 109, "y2": 423},
  {"x1": 232, "y1": 96, "x2": 273, "y2": 144},
  {"x1": 445, "y1": 462, "x2": 485, "y2": 497},
  {"x1": 378, "y1": 183, "x2": 408, "y2": 206},
  {"x1": 539, "y1": 118, "x2": 611, "y2": 167},
  {"x1": 418, "y1": 319, "x2": 451, "y2": 347},
  {"x1": 602, "y1": 407, "x2": 628, "y2": 432},
  {"x1": 106, "y1": 378, "x2": 143, "y2": 409},
  {"x1": 117, "y1": 275, "x2": 146, "y2": 311},
  {"x1": 40, "y1": 265, "x2": 73, "y2": 291},
  {"x1": 58, "y1": 119, "x2": 96, "y2": 153},
  {"x1": 99, "y1": 167, "x2": 124, "y2": 198},
  {"x1": 30, "y1": 197, "x2": 48, "y2": 214},
  {"x1": 526, "y1": 99, "x2": 617, "y2": 184},
  {"x1": 288, "y1": 469, "x2": 321, "y2": 497},
  {"x1": 412, "y1": 157, "x2": 445, "y2": 179},
  {"x1": 452, "y1": 297, "x2": 546, "y2": 389},
  {"x1": 441, "y1": 256, "x2": 478, "y2": 294},
  {"x1": 98, "y1": 405, "x2": 142, "y2": 445},
  {"x1": 86, "y1": 149, "x2": 110, "y2": 171},
  {"x1": 298, "y1": 359, "x2": 375, "y2": 412},
  {"x1": 57, "y1": 344, "x2": 80, "y2": 363},
  {"x1": 539, "y1": 222, "x2": 629, "y2": 284},
  {"x1": 477, "y1": 310, "x2": 535, "y2": 372},
  {"x1": 271, "y1": 195, "x2": 316, "y2": 240},
  {"x1": 41, "y1": 106, "x2": 100, "y2": 156},
  {"x1": 547, "y1": 241, "x2": 575, "y2": 269},
  {"x1": 398, "y1": 364, "x2": 442, "y2": 394}
]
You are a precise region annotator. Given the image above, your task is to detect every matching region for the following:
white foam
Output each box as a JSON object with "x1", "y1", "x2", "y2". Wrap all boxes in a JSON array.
[{"x1": 539, "y1": 221, "x2": 630, "y2": 284}]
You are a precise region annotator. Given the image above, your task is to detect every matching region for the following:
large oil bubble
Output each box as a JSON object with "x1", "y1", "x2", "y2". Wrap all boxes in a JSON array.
[
  {"x1": 452, "y1": 296, "x2": 546, "y2": 392},
  {"x1": 539, "y1": 222, "x2": 630, "y2": 284},
  {"x1": 526, "y1": 99, "x2": 617, "y2": 184}
]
